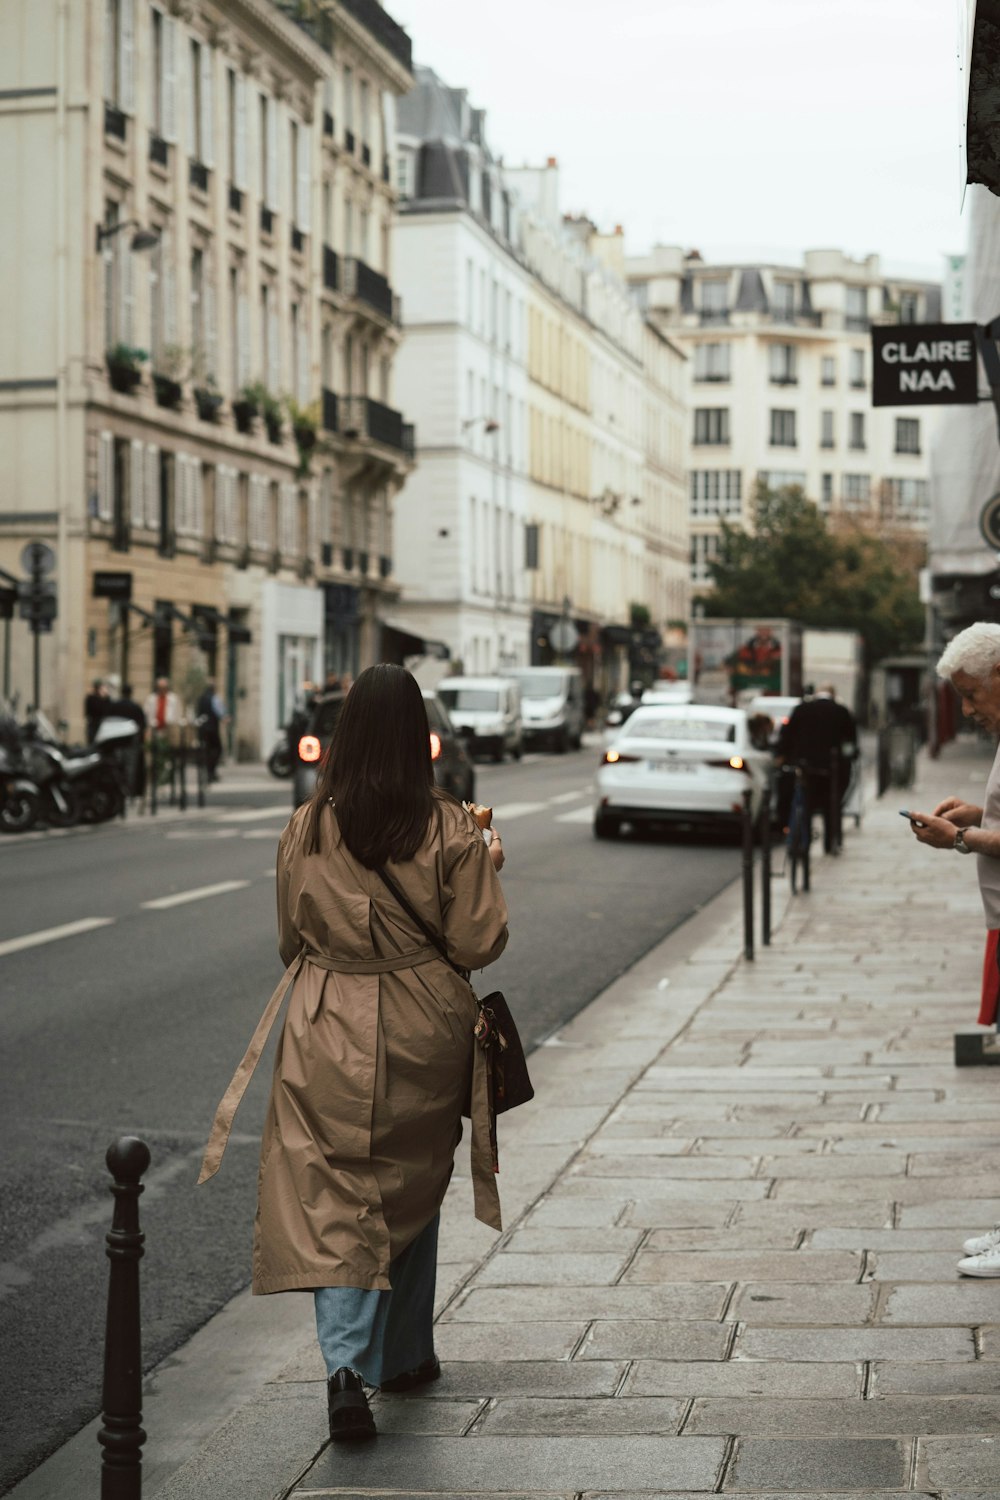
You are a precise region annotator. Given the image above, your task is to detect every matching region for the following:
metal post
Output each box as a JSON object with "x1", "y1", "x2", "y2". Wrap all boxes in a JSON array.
[
  {"x1": 148, "y1": 741, "x2": 157, "y2": 817},
  {"x1": 32, "y1": 624, "x2": 41, "y2": 712},
  {"x1": 3, "y1": 615, "x2": 9, "y2": 702},
  {"x1": 742, "y1": 787, "x2": 755, "y2": 961},
  {"x1": 829, "y1": 748, "x2": 840, "y2": 854},
  {"x1": 177, "y1": 730, "x2": 187, "y2": 812},
  {"x1": 760, "y1": 778, "x2": 772, "y2": 946},
  {"x1": 98, "y1": 1136, "x2": 151, "y2": 1500}
]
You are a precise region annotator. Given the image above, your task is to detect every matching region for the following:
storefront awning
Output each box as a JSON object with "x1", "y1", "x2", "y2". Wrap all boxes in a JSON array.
[{"x1": 379, "y1": 619, "x2": 451, "y2": 663}]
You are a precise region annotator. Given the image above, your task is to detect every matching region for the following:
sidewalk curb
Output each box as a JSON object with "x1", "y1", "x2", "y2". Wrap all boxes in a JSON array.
[{"x1": 8, "y1": 833, "x2": 792, "y2": 1500}]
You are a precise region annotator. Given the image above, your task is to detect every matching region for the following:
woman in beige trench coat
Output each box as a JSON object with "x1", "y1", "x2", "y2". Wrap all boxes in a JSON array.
[{"x1": 199, "y1": 665, "x2": 508, "y2": 1441}]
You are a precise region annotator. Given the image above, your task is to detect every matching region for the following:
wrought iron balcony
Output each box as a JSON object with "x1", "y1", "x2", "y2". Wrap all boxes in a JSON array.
[
  {"x1": 343, "y1": 257, "x2": 399, "y2": 322},
  {"x1": 698, "y1": 309, "x2": 730, "y2": 326},
  {"x1": 338, "y1": 395, "x2": 414, "y2": 457},
  {"x1": 323, "y1": 245, "x2": 339, "y2": 292},
  {"x1": 322, "y1": 388, "x2": 338, "y2": 433}
]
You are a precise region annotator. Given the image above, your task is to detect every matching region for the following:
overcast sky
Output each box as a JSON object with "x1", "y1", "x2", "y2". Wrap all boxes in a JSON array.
[{"x1": 394, "y1": 0, "x2": 968, "y2": 279}]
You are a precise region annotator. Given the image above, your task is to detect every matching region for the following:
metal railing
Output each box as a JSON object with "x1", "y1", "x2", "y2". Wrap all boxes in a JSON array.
[{"x1": 342, "y1": 256, "x2": 398, "y2": 321}]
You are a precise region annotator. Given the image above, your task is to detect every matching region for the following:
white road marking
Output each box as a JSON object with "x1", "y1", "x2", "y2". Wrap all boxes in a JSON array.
[
  {"x1": 213, "y1": 805, "x2": 291, "y2": 824},
  {"x1": 165, "y1": 829, "x2": 240, "y2": 840},
  {"x1": 242, "y1": 828, "x2": 284, "y2": 839},
  {"x1": 141, "y1": 880, "x2": 251, "y2": 910},
  {"x1": 549, "y1": 789, "x2": 586, "y2": 805},
  {"x1": 0, "y1": 917, "x2": 115, "y2": 958},
  {"x1": 211, "y1": 780, "x2": 286, "y2": 794},
  {"x1": 555, "y1": 806, "x2": 593, "y2": 825},
  {"x1": 493, "y1": 801, "x2": 547, "y2": 821}
]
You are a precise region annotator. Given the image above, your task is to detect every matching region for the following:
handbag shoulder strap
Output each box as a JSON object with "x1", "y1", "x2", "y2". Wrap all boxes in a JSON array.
[{"x1": 375, "y1": 864, "x2": 465, "y2": 977}]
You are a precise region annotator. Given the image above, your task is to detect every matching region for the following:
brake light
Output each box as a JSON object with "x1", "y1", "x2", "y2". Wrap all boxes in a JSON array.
[
  {"x1": 298, "y1": 735, "x2": 322, "y2": 763},
  {"x1": 707, "y1": 755, "x2": 750, "y2": 773},
  {"x1": 603, "y1": 749, "x2": 640, "y2": 764},
  {"x1": 430, "y1": 731, "x2": 442, "y2": 761}
]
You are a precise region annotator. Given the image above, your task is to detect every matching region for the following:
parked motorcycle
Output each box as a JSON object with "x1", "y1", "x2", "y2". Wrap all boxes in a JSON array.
[
  {"x1": 21, "y1": 712, "x2": 134, "y2": 825},
  {"x1": 0, "y1": 719, "x2": 40, "y2": 833},
  {"x1": 267, "y1": 734, "x2": 294, "y2": 779}
]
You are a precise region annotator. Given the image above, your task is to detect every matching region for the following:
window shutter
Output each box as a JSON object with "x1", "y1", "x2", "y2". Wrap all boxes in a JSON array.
[
  {"x1": 281, "y1": 113, "x2": 292, "y2": 221},
  {"x1": 119, "y1": 0, "x2": 135, "y2": 113},
  {"x1": 281, "y1": 482, "x2": 297, "y2": 554},
  {"x1": 174, "y1": 454, "x2": 186, "y2": 534},
  {"x1": 130, "y1": 439, "x2": 144, "y2": 526},
  {"x1": 204, "y1": 276, "x2": 216, "y2": 381},
  {"x1": 296, "y1": 123, "x2": 311, "y2": 231},
  {"x1": 162, "y1": 15, "x2": 178, "y2": 143},
  {"x1": 144, "y1": 443, "x2": 160, "y2": 528},
  {"x1": 187, "y1": 43, "x2": 198, "y2": 159},
  {"x1": 266, "y1": 97, "x2": 278, "y2": 211},
  {"x1": 163, "y1": 233, "x2": 177, "y2": 344},
  {"x1": 104, "y1": 0, "x2": 116, "y2": 102},
  {"x1": 200, "y1": 42, "x2": 214, "y2": 167},
  {"x1": 308, "y1": 485, "x2": 319, "y2": 556},
  {"x1": 119, "y1": 238, "x2": 134, "y2": 345},
  {"x1": 237, "y1": 288, "x2": 250, "y2": 386},
  {"x1": 226, "y1": 467, "x2": 238, "y2": 543},
  {"x1": 297, "y1": 306, "x2": 308, "y2": 403},
  {"x1": 234, "y1": 74, "x2": 247, "y2": 190},
  {"x1": 97, "y1": 431, "x2": 113, "y2": 520},
  {"x1": 268, "y1": 302, "x2": 279, "y2": 390},
  {"x1": 192, "y1": 460, "x2": 204, "y2": 537}
]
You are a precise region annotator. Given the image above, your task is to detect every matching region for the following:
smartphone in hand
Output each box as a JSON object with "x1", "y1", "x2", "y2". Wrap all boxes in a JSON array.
[{"x1": 900, "y1": 810, "x2": 926, "y2": 828}]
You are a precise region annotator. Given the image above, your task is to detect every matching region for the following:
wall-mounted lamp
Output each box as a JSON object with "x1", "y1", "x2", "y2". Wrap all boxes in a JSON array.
[
  {"x1": 96, "y1": 218, "x2": 162, "y2": 254},
  {"x1": 461, "y1": 415, "x2": 500, "y2": 433}
]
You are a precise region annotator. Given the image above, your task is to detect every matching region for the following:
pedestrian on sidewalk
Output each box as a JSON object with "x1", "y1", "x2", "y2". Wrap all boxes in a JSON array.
[
  {"x1": 907, "y1": 621, "x2": 1000, "y2": 1276},
  {"x1": 776, "y1": 684, "x2": 857, "y2": 853},
  {"x1": 84, "y1": 679, "x2": 110, "y2": 742},
  {"x1": 198, "y1": 663, "x2": 508, "y2": 1443},
  {"x1": 194, "y1": 678, "x2": 227, "y2": 782}
]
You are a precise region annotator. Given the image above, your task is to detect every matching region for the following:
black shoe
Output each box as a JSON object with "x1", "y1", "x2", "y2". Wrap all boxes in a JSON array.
[
  {"x1": 327, "y1": 1367, "x2": 376, "y2": 1442},
  {"x1": 380, "y1": 1354, "x2": 441, "y2": 1394}
]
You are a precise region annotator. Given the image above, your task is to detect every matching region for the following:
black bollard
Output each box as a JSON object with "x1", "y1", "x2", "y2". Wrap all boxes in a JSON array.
[
  {"x1": 760, "y1": 779, "x2": 772, "y2": 946},
  {"x1": 98, "y1": 1136, "x2": 151, "y2": 1500},
  {"x1": 829, "y1": 749, "x2": 840, "y2": 855},
  {"x1": 177, "y1": 735, "x2": 187, "y2": 813},
  {"x1": 741, "y1": 787, "x2": 754, "y2": 962}
]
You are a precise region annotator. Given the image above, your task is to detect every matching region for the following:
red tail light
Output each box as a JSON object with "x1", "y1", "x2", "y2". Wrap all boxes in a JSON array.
[
  {"x1": 430, "y1": 731, "x2": 442, "y2": 761},
  {"x1": 603, "y1": 749, "x2": 640, "y2": 764},
  {"x1": 298, "y1": 735, "x2": 322, "y2": 763},
  {"x1": 708, "y1": 755, "x2": 750, "y2": 774}
]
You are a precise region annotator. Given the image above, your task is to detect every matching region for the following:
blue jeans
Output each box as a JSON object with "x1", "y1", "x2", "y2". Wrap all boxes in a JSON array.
[{"x1": 313, "y1": 1212, "x2": 439, "y2": 1387}]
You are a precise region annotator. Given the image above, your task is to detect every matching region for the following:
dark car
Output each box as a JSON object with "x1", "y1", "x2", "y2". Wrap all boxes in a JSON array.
[{"x1": 292, "y1": 688, "x2": 475, "y2": 808}]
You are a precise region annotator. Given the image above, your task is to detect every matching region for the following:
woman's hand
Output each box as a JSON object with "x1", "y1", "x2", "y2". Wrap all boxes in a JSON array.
[{"x1": 487, "y1": 825, "x2": 505, "y2": 872}]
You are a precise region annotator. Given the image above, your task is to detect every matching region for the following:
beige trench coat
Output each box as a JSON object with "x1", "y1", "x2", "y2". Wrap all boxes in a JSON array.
[{"x1": 199, "y1": 791, "x2": 508, "y2": 1294}]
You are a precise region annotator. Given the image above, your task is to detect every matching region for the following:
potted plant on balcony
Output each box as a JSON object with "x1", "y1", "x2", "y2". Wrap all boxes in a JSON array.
[
  {"x1": 261, "y1": 389, "x2": 284, "y2": 444},
  {"x1": 106, "y1": 344, "x2": 147, "y2": 394},
  {"x1": 286, "y1": 397, "x2": 320, "y2": 476},
  {"x1": 194, "y1": 376, "x2": 224, "y2": 423},
  {"x1": 151, "y1": 344, "x2": 187, "y2": 410},
  {"x1": 233, "y1": 380, "x2": 264, "y2": 434}
]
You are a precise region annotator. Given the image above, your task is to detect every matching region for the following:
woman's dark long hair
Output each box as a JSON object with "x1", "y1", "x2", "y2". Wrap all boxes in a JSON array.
[{"x1": 307, "y1": 664, "x2": 434, "y2": 865}]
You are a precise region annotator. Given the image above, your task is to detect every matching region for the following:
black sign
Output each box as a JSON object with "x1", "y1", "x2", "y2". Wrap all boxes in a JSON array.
[
  {"x1": 872, "y1": 322, "x2": 979, "y2": 406},
  {"x1": 227, "y1": 625, "x2": 252, "y2": 644},
  {"x1": 92, "y1": 570, "x2": 133, "y2": 601},
  {"x1": 0, "y1": 587, "x2": 14, "y2": 621},
  {"x1": 18, "y1": 583, "x2": 57, "y2": 629}
]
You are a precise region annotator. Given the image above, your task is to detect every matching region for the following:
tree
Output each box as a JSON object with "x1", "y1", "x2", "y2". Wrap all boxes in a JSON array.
[{"x1": 700, "y1": 484, "x2": 925, "y2": 668}]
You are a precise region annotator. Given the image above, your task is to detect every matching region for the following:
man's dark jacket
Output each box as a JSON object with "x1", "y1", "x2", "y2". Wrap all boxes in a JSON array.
[{"x1": 778, "y1": 696, "x2": 857, "y2": 770}]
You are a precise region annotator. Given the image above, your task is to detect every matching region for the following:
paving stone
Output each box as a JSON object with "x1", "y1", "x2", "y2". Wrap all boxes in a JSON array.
[
  {"x1": 724, "y1": 1436, "x2": 909, "y2": 1490},
  {"x1": 562, "y1": 1176, "x2": 770, "y2": 1201},
  {"x1": 618, "y1": 1198, "x2": 740, "y2": 1228},
  {"x1": 301, "y1": 1434, "x2": 728, "y2": 1493},
  {"x1": 686, "y1": 1395, "x2": 1000, "y2": 1436},
  {"x1": 873, "y1": 1361, "x2": 1000, "y2": 1395},
  {"x1": 810, "y1": 1228, "x2": 971, "y2": 1251},
  {"x1": 571, "y1": 1155, "x2": 759, "y2": 1180},
  {"x1": 585, "y1": 1137, "x2": 695, "y2": 1156},
  {"x1": 501, "y1": 1227, "x2": 645, "y2": 1257},
  {"x1": 446, "y1": 1285, "x2": 729, "y2": 1324},
  {"x1": 585, "y1": 1495, "x2": 937, "y2": 1500},
  {"x1": 643, "y1": 1227, "x2": 803, "y2": 1251},
  {"x1": 900, "y1": 1198, "x2": 1000, "y2": 1228},
  {"x1": 434, "y1": 1321, "x2": 586, "y2": 1362},
  {"x1": 625, "y1": 1251, "x2": 861, "y2": 1284},
  {"x1": 579, "y1": 1320, "x2": 731, "y2": 1362},
  {"x1": 918, "y1": 1434, "x2": 1000, "y2": 1489},
  {"x1": 870, "y1": 1251, "x2": 967, "y2": 1280},
  {"x1": 883, "y1": 1283, "x2": 1000, "y2": 1325},
  {"x1": 731, "y1": 1282, "x2": 875, "y2": 1324},
  {"x1": 732, "y1": 1200, "x2": 894, "y2": 1229},
  {"x1": 969, "y1": 1324, "x2": 1000, "y2": 1359},
  {"x1": 527, "y1": 1197, "x2": 629, "y2": 1228},
  {"x1": 771, "y1": 1176, "x2": 999, "y2": 1205},
  {"x1": 369, "y1": 1397, "x2": 481, "y2": 1434},
  {"x1": 910, "y1": 1151, "x2": 1000, "y2": 1177},
  {"x1": 735, "y1": 1326, "x2": 975, "y2": 1362},
  {"x1": 478, "y1": 1396, "x2": 685, "y2": 1436},
  {"x1": 627, "y1": 1360, "x2": 861, "y2": 1398},
  {"x1": 828, "y1": 1133, "x2": 995, "y2": 1152},
  {"x1": 691, "y1": 1136, "x2": 825, "y2": 1156},
  {"x1": 758, "y1": 1153, "x2": 907, "y2": 1178},
  {"x1": 475, "y1": 1253, "x2": 632, "y2": 1286}
]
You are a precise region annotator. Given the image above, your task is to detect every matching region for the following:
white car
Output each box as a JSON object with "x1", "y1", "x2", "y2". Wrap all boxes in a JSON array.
[
  {"x1": 593, "y1": 704, "x2": 771, "y2": 839},
  {"x1": 641, "y1": 682, "x2": 694, "y2": 706}
]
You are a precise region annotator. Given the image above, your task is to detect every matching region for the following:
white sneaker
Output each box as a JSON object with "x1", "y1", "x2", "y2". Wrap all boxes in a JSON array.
[
  {"x1": 962, "y1": 1225, "x2": 1000, "y2": 1256},
  {"x1": 957, "y1": 1244, "x2": 1000, "y2": 1277}
]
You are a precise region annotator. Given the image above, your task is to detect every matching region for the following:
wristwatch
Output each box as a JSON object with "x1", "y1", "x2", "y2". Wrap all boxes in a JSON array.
[{"x1": 954, "y1": 828, "x2": 973, "y2": 854}]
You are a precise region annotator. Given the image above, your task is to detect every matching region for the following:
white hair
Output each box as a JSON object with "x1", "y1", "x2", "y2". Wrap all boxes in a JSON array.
[{"x1": 937, "y1": 622, "x2": 1000, "y2": 681}]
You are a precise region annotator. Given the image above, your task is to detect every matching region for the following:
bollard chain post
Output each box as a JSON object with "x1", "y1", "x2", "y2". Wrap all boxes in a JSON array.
[
  {"x1": 741, "y1": 787, "x2": 755, "y2": 961},
  {"x1": 760, "y1": 777, "x2": 772, "y2": 946},
  {"x1": 99, "y1": 1136, "x2": 151, "y2": 1500}
]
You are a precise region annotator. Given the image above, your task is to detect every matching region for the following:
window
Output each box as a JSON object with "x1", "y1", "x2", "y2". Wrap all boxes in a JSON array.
[
  {"x1": 102, "y1": 198, "x2": 119, "y2": 348},
  {"x1": 152, "y1": 9, "x2": 164, "y2": 132},
  {"x1": 895, "y1": 417, "x2": 920, "y2": 455},
  {"x1": 768, "y1": 343, "x2": 797, "y2": 384},
  {"x1": 396, "y1": 151, "x2": 412, "y2": 198},
  {"x1": 360, "y1": 79, "x2": 370, "y2": 145},
  {"x1": 842, "y1": 473, "x2": 871, "y2": 506},
  {"x1": 821, "y1": 355, "x2": 836, "y2": 386},
  {"x1": 189, "y1": 39, "x2": 202, "y2": 160},
  {"x1": 849, "y1": 348, "x2": 865, "y2": 388},
  {"x1": 690, "y1": 470, "x2": 742, "y2": 518},
  {"x1": 769, "y1": 409, "x2": 797, "y2": 447},
  {"x1": 690, "y1": 533, "x2": 720, "y2": 585},
  {"x1": 820, "y1": 472, "x2": 833, "y2": 510},
  {"x1": 343, "y1": 65, "x2": 354, "y2": 129},
  {"x1": 882, "y1": 477, "x2": 929, "y2": 522},
  {"x1": 772, "y1": 279, "x2": 796, "y2": 320},
  {"x1": 524, "y1": 522, "x2": 539, "y2": 570},
  {"x1": 820, "y1": 410, "x2": 834, "y2": 449},
  {"x1": 849, "y1": 412, "x2": 866, "y2": 450},
  {"x1": 104, "y1": 0, "x2": 134, "y2": 112},
  {"x1": 899, "y1": 290, "x2": 919, "y2": 323},
  {"x1": 845, "y1": 285, "x2": 868, "y2": 329},
  {"x1": 190, "y1": 247, "x2": 204, "y2": 352},
  {"x1": 758, "y1": 469, "x2": 806, "y2": 492},
  {"x1": 693, "y1": 408, "x2": 729, "y2": 445},
  {"x1": 693, "y1": 342, "x2": 730, "y2": 382},
  {"x1": 699, "y1": 279, "x2": 729, "y2": 318}
]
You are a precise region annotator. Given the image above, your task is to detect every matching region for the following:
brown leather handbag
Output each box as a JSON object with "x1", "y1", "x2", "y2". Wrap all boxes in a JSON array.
[{"x1": 375, "y1": 865, "x2": 534, "y2": 1120}]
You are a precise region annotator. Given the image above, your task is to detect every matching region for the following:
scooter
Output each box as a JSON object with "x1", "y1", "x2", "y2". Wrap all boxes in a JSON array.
[
  {"x1": 267, "y1": 734, "x2": 294, "y2": 779},
  {"x1": 0, "y1": 724, "x2": 41, "y2": 833}
]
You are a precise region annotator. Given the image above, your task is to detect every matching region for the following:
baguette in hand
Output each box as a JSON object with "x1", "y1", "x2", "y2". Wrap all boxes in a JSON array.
[{"x1": 463, "y1": 801, "x2": 493, "y2": 830}]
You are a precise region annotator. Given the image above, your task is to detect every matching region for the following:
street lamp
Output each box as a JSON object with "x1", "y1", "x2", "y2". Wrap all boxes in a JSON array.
[{"x1": 95, "y1": 219, "x2": 161, "y2": 254}]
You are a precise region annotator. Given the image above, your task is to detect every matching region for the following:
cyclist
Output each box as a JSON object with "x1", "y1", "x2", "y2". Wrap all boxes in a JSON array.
[{"x1": 776, "y1": 685, "x2": 857, "y2": 854}]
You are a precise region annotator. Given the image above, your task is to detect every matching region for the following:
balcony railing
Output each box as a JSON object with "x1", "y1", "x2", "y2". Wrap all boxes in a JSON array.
[
  {"x1": 698, "y1": 309, "x2": 730, "y2": 326},
  {"x1": 323, "y1": 245, "x2": 339, "y2": 293},
  {"x1": 104, "y1": 103, "x2": 127, "y2": 140},
  {"x1": 338, "y1": 395, "x2": 415, "y2": 457},
  {"x1": 343, "y1": 257, "x2": 398, "y2": 321},
  {"x1": 845, "y1": 315, "x2": 870, "y2": 331},
  {"x1": 338, "y1": 0, "x2": 413, "y2": 72}
]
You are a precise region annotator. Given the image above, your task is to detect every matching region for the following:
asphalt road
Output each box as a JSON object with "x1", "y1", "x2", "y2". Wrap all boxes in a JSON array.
[{"x1": 0, "y1": 747, "x2": 742, "y2": 1492}]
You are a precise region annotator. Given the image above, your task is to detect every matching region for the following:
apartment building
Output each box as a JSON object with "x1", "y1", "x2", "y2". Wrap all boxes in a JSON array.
[
  {"x1": 0, "y1": 0, "x2": 414, "y2": 752},
  {"x1": 393, "y1": 80, "x2": 688, "y2": 689},
  {"x1": 625, "y1": 247, "x2": 941, "y2": 589}
]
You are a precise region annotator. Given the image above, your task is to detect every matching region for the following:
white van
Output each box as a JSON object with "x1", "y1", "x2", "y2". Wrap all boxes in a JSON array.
[
  {"x1": 436, "y1": 676, "x2": 523, "y2": 762},
  {"x1": 504, "y1": 667, "x2": 584, "y2": 753}
]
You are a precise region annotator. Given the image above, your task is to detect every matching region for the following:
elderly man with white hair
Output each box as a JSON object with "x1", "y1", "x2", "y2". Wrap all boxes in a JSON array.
[{"x1": 908, "y1": 621, "x2": 1000, "y2": 1276}]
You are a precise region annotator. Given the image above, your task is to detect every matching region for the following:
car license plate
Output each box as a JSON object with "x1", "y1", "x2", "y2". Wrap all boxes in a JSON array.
[{"x1": 648, "y1": 759, "x2": 695, "y2": 773}]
